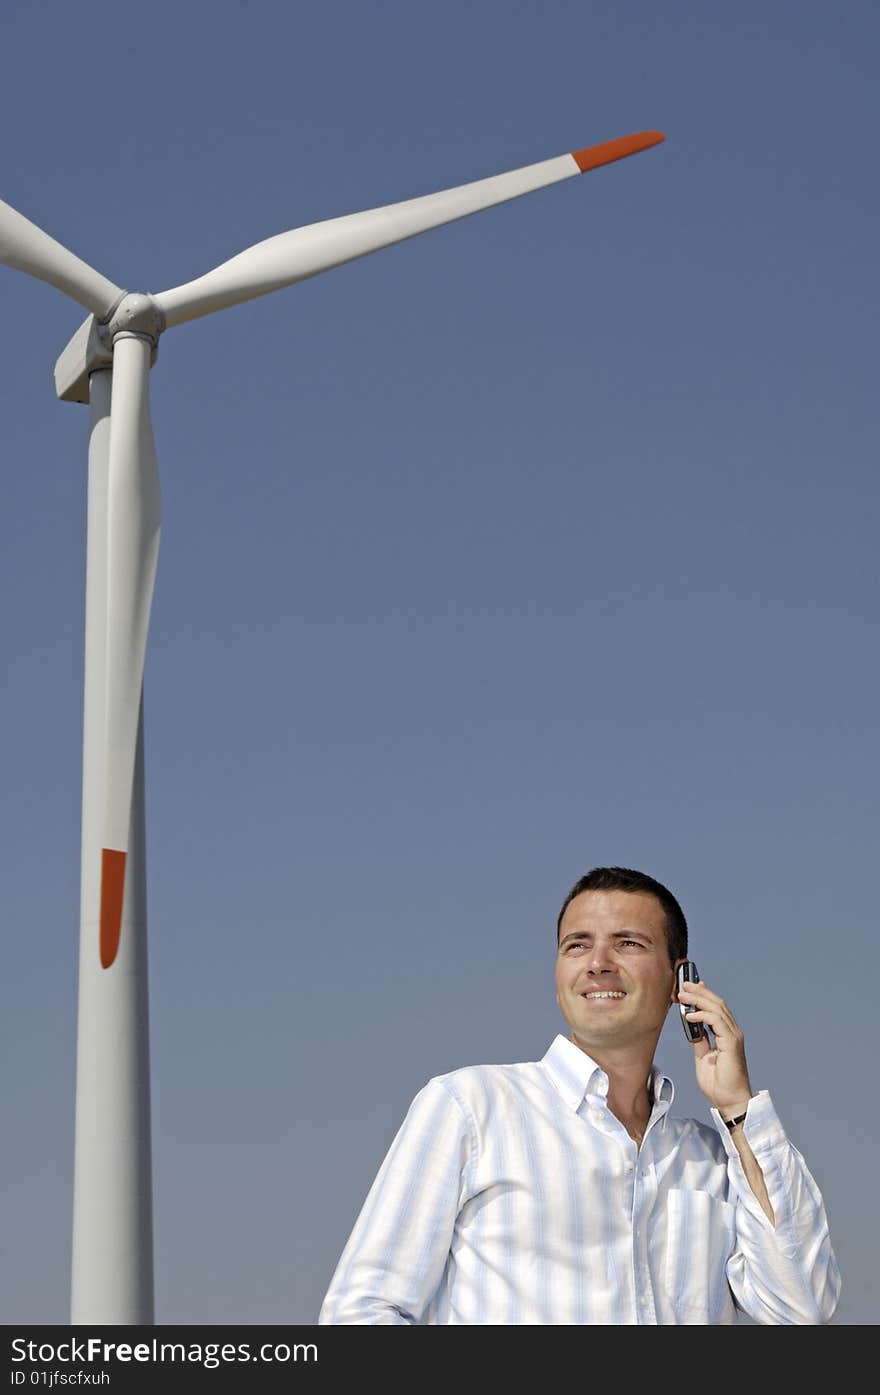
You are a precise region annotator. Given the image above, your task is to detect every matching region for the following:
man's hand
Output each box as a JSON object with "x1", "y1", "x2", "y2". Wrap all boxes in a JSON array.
[{"x1": 675, "y1": 980, "x2": 753, "y2": 1117}]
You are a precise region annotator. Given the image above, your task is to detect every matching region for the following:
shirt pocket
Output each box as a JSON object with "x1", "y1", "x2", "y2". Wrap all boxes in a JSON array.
[{"x1": 663, "y1": 1188, "x2": 737, "y2": 1323}]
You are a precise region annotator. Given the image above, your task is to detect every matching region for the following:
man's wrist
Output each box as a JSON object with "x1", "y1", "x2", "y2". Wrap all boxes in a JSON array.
[{"x1": 720, "y1": 1097, "x2": 753, "y2": 1126}]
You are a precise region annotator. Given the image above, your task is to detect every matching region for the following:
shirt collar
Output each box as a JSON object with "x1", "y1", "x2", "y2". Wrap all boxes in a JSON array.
[{"x1": 541, "y1": 1034, "x2": 675, "y2": 1113}]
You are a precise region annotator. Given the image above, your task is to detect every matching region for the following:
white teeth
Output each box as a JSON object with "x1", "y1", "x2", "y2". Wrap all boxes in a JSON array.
[{"x1": 583, "y1": 991, "x2": 625, "y2": 999}]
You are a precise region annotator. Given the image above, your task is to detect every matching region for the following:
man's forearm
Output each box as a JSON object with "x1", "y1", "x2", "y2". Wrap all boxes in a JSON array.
[
  {"x1": 727, "y1": 1120, "x2": 775, "y2": 1225},
  {"x1": 713, "y1": 1091, "x2": 840, "y2": 1323}
]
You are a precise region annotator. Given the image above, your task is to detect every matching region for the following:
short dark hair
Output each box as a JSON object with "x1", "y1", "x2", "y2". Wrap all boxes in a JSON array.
[{"x1": 556, "y1": 866, "x2": 688, "y2": 965}]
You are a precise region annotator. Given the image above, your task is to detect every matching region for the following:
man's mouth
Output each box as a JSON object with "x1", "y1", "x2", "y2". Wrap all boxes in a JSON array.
[{"x1": 581, "y1": 991, "x2": 626, "y2": 1000}]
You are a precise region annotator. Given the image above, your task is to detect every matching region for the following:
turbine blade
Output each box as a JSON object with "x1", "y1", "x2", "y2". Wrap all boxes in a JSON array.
[
  {"x1": 0, "y1": 197, "x2": 122, "y2": 318},
  {"x1": 154, "y1": 130, "x2": 665, "y2": 329},
  {"x1": 100, "y1": 336, "x2": 161, "y2": 967}
]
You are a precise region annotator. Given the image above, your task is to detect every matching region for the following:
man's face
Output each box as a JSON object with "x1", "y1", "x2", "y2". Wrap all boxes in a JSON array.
[{"x1": 554, "y1": 889, "x2": 677, "y2": 1054}]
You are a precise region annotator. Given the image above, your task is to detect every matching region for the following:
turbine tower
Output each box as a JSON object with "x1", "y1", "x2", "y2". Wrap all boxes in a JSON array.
[{"x1": 0, "y1": 128, "x2": 665, "y2": 1323}]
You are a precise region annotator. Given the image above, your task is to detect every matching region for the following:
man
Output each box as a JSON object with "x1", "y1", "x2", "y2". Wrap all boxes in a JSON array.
[{"x1": 319, "y1": 866, "x2": 841, "y2": 1324}]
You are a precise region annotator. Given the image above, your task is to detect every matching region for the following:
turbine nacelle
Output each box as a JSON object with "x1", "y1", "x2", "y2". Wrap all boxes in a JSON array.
[{"x1": 56, "y1": 293, "x2": 163, "y2": 404}]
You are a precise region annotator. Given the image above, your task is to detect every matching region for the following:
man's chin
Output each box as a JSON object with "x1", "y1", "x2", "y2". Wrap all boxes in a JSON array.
[
  {"x1": 565, "y1": 1011, "x2": 665, "y2": 1055},
  {"x1": 568, "y1": 1023, "x2": 630, "y2": 1051},
  {"x1": 565, "y1": 1012, "x2": 652, "y2": 1052}
]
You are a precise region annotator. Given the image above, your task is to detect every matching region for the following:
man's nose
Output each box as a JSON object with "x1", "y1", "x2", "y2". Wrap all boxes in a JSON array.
[{"x1": 588, "y1": 948, "x2": 614, "y2": 972}]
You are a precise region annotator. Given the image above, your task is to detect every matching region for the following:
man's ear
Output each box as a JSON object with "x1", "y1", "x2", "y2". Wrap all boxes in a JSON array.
[{"x1": 670, "y1": 957, "x2": 686, "y2": 1005}]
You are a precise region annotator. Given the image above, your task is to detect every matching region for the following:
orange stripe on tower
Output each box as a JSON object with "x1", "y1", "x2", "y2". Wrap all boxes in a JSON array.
[
  {"x1": 100, "y1": 848, "x2": 126, "y2": 968},
  {"x1": 572, "y1": 130, "x2": 665, "y2": 173}
]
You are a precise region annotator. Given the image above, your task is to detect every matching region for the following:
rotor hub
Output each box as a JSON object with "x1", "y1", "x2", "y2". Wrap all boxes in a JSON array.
[{"x1": 105, "y1": 292, "x2": 165, "y2": 346}]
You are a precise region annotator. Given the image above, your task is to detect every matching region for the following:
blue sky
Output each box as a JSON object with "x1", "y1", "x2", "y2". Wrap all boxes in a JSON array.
[{"x1": 1, "y1": 0, "x2": 877, "y2": 1324}]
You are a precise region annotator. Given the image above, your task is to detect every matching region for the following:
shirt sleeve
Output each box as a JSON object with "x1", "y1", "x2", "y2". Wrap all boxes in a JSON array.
[
  {"x1": 710, "y1": 1090, "x2": 842, "y2": 1324},
  {"x1": 318, "y1": 1077, "x2": 473, "y2": 1324}
]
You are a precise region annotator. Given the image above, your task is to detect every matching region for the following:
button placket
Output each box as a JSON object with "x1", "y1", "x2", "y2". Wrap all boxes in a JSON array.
[{"x1": 631, "y1": 1140, "x2": 658, "y2": 1323}]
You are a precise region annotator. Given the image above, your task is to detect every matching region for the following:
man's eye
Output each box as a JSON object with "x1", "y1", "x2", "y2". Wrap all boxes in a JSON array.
[
  {"x1": 568, "y1": 942, "x2": 586, "y2": 952},
  {"x1": 621, "y1": 939, "x2": 643, "y2": 948}
]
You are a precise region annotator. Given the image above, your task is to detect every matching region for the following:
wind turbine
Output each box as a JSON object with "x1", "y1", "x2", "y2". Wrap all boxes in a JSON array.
[{"x1": 1, "y1": 127, "x2": 664, "y2": 1324}]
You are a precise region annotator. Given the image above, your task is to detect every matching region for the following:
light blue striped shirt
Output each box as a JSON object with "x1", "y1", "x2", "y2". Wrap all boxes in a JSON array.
[{"x1": 319, "y1": 1035, "x2": 840, "y2": 1324}]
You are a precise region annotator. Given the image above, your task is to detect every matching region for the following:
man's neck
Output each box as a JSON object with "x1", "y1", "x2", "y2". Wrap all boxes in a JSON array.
[{"x1": 568, "y1": 1032, "x2": 659, "y2": 1122}]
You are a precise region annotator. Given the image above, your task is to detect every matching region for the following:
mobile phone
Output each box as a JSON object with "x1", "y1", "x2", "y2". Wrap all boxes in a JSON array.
[{"x1": 676, "y1": 960, "x2": 707, "y2": 1043}]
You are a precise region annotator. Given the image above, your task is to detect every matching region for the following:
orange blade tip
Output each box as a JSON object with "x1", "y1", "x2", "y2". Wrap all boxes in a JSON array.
[
  {"x1": 572, "y1": 130, "x2": 666, "y2": 174},
  {"x1": 99, "y1": 848, "x2": 126, "y2": 968}
]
